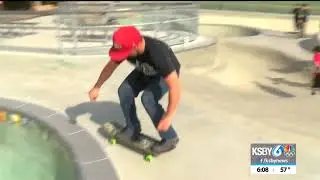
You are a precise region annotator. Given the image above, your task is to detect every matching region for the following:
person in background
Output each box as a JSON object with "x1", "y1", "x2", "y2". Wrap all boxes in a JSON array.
[
  {"x1": 292, "y1": 3, "x2": 301, "y2": 32},
  {"x1": 311, "y1": 45, "x2": 320, "y2": 95},
  {"x1": 297, "y1": 3, "x2": 310, "y2": 38}
]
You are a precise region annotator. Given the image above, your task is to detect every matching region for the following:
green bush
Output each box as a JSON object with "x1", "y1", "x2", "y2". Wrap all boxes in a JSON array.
[
  {"x1": 200, "y1": 2, "x2": 320, "y2": 15},
  {"x1": 3, "y1": 1, "x2": 31, "y2": 10},
  {"x1": 42, "y1": 1, "x2": 59, "y2": 6}
]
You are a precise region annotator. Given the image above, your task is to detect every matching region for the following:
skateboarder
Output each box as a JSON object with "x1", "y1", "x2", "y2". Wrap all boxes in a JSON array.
[
  {"x1": 311, "y1": 45, "x2": 320, "y2": 95},
  {"x1": 89, "y1": 26, "x2": 180, "y2": 154}
]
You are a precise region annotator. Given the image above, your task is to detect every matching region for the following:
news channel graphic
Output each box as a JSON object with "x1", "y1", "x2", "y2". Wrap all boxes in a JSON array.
[{"x1": 250, "y1": 143, "x2": 296, "y2": 175}]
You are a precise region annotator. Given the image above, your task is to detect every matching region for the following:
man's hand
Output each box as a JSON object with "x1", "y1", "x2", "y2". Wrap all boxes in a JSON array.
[
  {"x1": 157, "y1": 114, "x2": 172, "y2": 132},
  {"x1": 89, "y1": 87, "x2": 100, "y2": 101},
  {"x1": 157, "y1": 70, "x2": 180, "y2": 132}
]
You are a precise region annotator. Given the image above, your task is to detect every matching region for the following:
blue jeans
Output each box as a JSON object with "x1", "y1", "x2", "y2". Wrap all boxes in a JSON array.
[{"x1": 118, "y1": 69, "x2": 178, "y2": 140}]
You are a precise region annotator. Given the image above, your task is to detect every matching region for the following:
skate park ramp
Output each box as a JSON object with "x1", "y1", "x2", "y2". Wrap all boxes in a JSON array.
[
  {"x1": 182, "y1": 40, "x2": 312, "y2": 97},
  {"x1": 299, "y1": 34, "x2": 319, "y2": 52},
  {"x1": 177, "y1": 24, "x2": 260, "y2": 69},
  {"x1": 199, "y1": 24, "x2": 260, "y2": 38}
]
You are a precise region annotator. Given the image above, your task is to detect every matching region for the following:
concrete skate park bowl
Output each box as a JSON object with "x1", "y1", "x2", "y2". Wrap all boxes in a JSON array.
[
  {"x1": 0, "y1": 97, "x2": 119, "y2": 180},
  {"x1": 0, "y1": 1, "x2": 204, "y2": 56},
  {"x1": 178, "y1": 24, "x2": 260, "y2": 69},
  {"x1": 186, "y1": 41, "x2": 312, "y2": 97},
  {"x1": 199, "y1": 24, "x2": 260, "y2": 38},
  {"x1": 299, "y1": 34, "x2": 320, "y2": 52}
]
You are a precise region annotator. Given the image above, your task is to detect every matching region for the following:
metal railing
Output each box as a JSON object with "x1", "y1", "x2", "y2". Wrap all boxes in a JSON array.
[
  {"x1": 0, "y1": 1, "x2": 200, "y2": 55},
  {"x1": 54, "y1": 2, "x2": 200, "y2": 55}
]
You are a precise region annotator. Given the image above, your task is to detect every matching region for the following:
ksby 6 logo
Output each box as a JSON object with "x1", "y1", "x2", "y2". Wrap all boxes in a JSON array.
[
  {"x1": 252, "y1": 144, "x2": 295, "y2": 157},
  {"x1": 271, "y1": 145, "x2": 284, "y2": 157}
]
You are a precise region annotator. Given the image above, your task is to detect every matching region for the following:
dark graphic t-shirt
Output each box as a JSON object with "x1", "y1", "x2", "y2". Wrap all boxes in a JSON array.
[
  {"x1": 294, "y1": 8, "x2": 310, "y2": 22},
  {"x1": 293, "y1": 8, "x2": 300, "y2": 19},
  {"x1": 126, "y1": 36, "x2": 180, "y2": 77}
]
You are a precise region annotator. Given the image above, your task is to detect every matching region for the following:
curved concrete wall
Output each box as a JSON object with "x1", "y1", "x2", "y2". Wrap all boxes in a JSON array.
[
  {"x1": 198, "y1": 41, "x2": 312, "y2": 94},
  {"x1": 178, "y1": 24, "x2": 260, "y2": 69},
  {"x1": 0, "y1": 97, "x2": 119, "y2": 180},
  {"x1": 199, "y1": 24, "x2": 260, "y2": 38},
  {"x1": 299, "y1": 34, "x2": 319, "y2": 53}
]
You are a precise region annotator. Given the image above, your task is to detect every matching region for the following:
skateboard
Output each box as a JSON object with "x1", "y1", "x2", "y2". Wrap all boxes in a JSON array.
[{"x1": 99, "y1": 121, "x2": 161, "y2": 162}]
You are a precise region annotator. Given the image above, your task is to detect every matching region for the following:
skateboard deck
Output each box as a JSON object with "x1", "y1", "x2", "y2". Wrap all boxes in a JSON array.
[{"x1": 99, "y1": 121, "x2": 161, "y2": 162}]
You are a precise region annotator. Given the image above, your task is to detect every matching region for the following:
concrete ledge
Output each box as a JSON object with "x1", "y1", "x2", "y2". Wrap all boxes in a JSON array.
[
  {"x1": 0, "y1": 34, "x2": 215, "y2": 59},
  {"x1": 0, "y1": 30, "x2": 205, "y2": 56},
  {"x1": 0, "y1": 97, "x2": 119, "y2": 180},
  {"x1": 199, "y1": 23, "x2": 261, "y2": 38}
]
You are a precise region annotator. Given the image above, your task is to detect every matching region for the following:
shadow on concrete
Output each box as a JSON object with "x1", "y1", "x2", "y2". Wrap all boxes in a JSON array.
[
  {"x1": 0, "y1": 32, "x2": 38, "y2": 39},
  {"x1": 266, "y1": 77, "x2": 310, "y2": 89},
  {"x1": 269, "y1": 60, "x2": 311, "y2": 74},
  {"x1": 299, "y1": 35, "x2": 319, "y2": 52},
  {"x1": 254, "y1": 82, "x2": 295, "y2": 98},
  {"x1": 65, "y1": 101, "x2": 125, "y2": 126},
  {"x1": 212, "y1": 41, "x2": 312, "y2": 97},
  {"x1": 262, "y1": 30, "x2": 304, "y2": 38},
  {"x1": 265, "y1": 58, "x2": 312, "y2": 96}
]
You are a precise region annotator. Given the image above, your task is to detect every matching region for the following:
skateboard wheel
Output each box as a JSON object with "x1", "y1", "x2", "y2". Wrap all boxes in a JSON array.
[
  {"x1": 144, "y1": 154, "x2": 153, "y2": 162},
  {"x1": 10, "y1": 114, "x2": 21, "y2": 125},
  {"x1": 109, "y1": 138, "x2": 117, "y2": 145}
]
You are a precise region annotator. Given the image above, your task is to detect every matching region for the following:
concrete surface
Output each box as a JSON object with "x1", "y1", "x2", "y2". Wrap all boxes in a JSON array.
[
  {"x1": 299, "y1": 34, "x2": 319, "y2": 52},
  {"x1": 0, "y1": 11, "x2": 320, "y2": 180},
  {"x1": 199, "y1": 10, "x2": 320, "y2": 35},
  {"x1": 188, "y1": 39, "x2": 311, "y2": 95},
  {"x1": 199, "y1": 24, "x2": 260, "y2": 38}
]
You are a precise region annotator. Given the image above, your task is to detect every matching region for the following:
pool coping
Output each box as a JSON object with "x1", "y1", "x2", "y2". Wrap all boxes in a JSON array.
[{"x1": 0, "y1": 97, "x2": 119, "y2": 180}]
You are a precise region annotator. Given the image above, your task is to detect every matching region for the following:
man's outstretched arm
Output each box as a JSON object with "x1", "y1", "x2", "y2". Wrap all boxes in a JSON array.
[
  {"x1": 164, "y1": 70, "x2": 181, "y2": 120},
  {"x1": 94, "y1": 60, "x2": 120, "y2": 88}
]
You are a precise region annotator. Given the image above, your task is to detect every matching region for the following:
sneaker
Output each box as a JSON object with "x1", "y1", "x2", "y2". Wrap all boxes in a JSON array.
[
  {"x1": 131, "y1": 130, "x2": 142, "y2": 142},
  {"x1": 152, "y1": 137, "x2": 179, "y2": 155},
  {"x1": 121, "y1": 127, "x2": 141, "y2": 142}
]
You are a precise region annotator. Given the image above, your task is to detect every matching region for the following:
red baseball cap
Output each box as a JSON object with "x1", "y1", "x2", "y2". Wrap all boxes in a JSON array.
[{"x1": 109, "y1": 26, "x2": 142, "y2": 62}]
